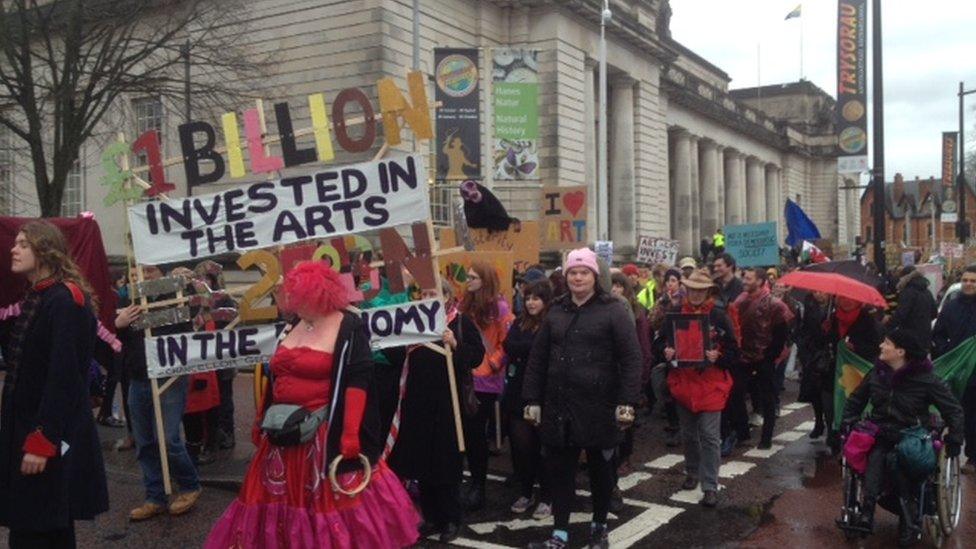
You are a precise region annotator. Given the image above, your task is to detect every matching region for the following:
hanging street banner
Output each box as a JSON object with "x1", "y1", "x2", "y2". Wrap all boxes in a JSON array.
[
  {"x1": 539, "y1": 185, "x2": 587, "y2": 250},
  {"x1": 435, "y1": 48, "x2": 481, "y2": 180},
  {"x1": 941, "y1": 131, "x2": 959, "y2": 223},
  {"x1": 723, "y1": 222, "x2": 779, "y2": 268},
  {"x1": 146, "y1": 299, "x2": 447, "y2": 378},
  {"x1": 835, "y1": 0, "x2": 868, "y2": 174},
  {"x1": 493, "y1": 48, "x2": 540, "y2": 180},
  {"x1": 636, "y1": 236, "x2": 680, "y2": 266},
  {"x1": 127, "y1": 154, "x2": 429, "y2": 265}
]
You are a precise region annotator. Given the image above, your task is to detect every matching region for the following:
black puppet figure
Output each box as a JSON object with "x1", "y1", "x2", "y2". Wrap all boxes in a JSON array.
[{"x1": 460, "y1": 180, "x2": 520, "y2": 233}]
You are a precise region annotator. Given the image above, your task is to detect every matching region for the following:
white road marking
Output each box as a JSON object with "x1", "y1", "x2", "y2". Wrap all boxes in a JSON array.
[
  {"x1": 743, "y1": 444, "x2": 785, "y2": 459},
  {"x1": 719, "y1": 461, "x2": 755, "y2": 478},
  {"x1": 467, "y1": 512, "x2": 619, "y2": 535},
  {"x1": 607, "y1": 504, "x2": 685, "y2": 548},
  {"x1": 447, "y1": 537, "x2": 517, "y2": 549},
  {"x1": 617, "y1": 471, "x2": 653, "y2": 491},
  {"x1": 645, "y1": 454, "x2": 685, "y2": 470},
  {"x1": 783, "y1": 402, "x2": 809, "y2": 411},
  {"x1": 574, "y1": 488, "x2": 654, "y2": 509},
  {"x1": 795, "y1": 420, "x2": 816, "y2": 431},
  {"x1": 669, "y1": 484, "x2": 724, "y2": 505},
  {"x1": 773, "y1": 430, "x2": 806, "y2": 442}
]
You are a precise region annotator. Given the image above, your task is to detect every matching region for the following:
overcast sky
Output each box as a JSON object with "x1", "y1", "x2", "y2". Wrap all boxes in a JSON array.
[{"x1": 670, "y1": 0, "x2": 976, "y2": 182}]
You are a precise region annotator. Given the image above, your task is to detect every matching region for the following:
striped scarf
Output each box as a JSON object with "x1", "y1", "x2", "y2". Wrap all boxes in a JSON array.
[{"x1": 3, "y1": 279, "x2": 55, "y2": 387}]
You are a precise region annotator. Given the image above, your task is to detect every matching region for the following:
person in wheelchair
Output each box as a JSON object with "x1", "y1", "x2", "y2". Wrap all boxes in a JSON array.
[{"x1": 840, "y1": 328, "x2": 964, "y2": 546}]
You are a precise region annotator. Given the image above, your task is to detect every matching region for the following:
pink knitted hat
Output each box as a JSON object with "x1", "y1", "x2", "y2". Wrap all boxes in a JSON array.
[{"x1": 564, "y1": 248, "x2": 600, "y2": 276}]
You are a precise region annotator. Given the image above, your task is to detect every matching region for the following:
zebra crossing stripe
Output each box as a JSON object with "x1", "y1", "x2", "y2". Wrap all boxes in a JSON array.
[{"x1": 607, "y1": 504, "x2": 685, "y2": 547}]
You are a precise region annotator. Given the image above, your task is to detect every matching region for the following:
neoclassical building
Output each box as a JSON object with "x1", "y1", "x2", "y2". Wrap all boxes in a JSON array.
[{"x1": 0, "y1": 0, "x2": 859, "y2": 259}]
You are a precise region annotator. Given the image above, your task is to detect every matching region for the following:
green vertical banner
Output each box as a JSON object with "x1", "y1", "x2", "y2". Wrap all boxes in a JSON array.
[
  {"x1": 833, "y1": 344, "x2": 874, "y2": 429},
  {"x1": 933, "y1": 336, "x2": 976, "y2": 399},
  {"x1": 493, "y1": 48, "x2": 540, "y2": 180}
]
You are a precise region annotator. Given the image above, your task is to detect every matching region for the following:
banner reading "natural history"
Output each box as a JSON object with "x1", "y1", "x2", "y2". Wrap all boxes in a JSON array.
[{"x1": 127, "y1": 154, "x2": 429, "y2": 265}]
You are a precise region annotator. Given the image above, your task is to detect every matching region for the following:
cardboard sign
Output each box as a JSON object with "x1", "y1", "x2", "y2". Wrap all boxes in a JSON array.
[
  {"x1": 940, "y1": 242, "x2": 963, "y2": 259},
  {"x1": 723, "y1": 222, "x2": 779, "y2": 268},
  {"x1": 440, "y1": 250, "x2": 515, "y2": 303},
  {"x1": 440, "y1": 220, "x2": 540, "y2": 273},
  {"x1": 636, "y1": 236, "x2": 679, "y2": 266},
  {"x1": 539, "y1": 186, "x2": 588, "y2": 250},
  {"x1": 127, "y1": 154, "x2": 429, "y2": 265}
]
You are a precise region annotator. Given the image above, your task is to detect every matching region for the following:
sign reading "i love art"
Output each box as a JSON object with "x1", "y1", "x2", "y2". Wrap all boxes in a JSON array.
[{"x1": 539, "y1": 185, "x2": 587, "y2": 250}]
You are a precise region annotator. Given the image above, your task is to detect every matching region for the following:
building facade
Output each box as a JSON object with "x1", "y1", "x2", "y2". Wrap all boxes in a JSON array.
[{"x1": 0, "y1": 0, "x2": 858, "y2": 260}]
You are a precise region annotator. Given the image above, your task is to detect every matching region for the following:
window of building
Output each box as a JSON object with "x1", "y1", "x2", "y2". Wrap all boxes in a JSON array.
[
  {"x1": 866, "y1": 225, "x2": 872, "y2": 241},
  {"x1": 430, "y1": 183, "x2": 452, "y2": 225},
  {"x1": 132, "y1": 97, "x2": 164, "y2": 175},
  {"x1": 0, "y1": 127, "x2": 12, "y2": 215},
  {"x1": 61, "y1": 159, "x2": 84, "y2": 217}
]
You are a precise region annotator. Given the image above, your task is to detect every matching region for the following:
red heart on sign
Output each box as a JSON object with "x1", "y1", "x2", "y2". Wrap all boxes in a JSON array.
[{"x1": 562, "y1": 191, "x2": 585, "y2": 217}]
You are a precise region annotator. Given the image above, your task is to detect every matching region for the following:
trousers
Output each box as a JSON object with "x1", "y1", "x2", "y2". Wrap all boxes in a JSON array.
[{"x1": 677, "y1": 406, "x2": 722, "y2": 491}]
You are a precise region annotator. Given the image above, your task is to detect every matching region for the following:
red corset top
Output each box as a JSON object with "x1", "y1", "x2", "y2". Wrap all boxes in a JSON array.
[{"x1": 269, "y1": 346, "x2": 334, "y2": 410}]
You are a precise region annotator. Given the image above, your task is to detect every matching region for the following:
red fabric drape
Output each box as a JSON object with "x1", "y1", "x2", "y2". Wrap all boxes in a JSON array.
[{"x1": 0, "y1": 216, "x2": 118, "y2": 333}]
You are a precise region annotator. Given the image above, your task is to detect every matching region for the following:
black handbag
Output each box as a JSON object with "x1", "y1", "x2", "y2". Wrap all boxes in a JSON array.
[{"x1": 261, "y1": 404, "x2": 328, "y2": 447}]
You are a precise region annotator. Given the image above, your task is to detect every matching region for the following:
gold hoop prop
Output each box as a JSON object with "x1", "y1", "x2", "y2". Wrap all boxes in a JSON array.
[{"x1": 328, "y1": 454, "x2": 372, "y2": 497}]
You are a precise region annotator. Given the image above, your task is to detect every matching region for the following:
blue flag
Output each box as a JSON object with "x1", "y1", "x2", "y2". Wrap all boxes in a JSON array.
[{"x1": 784, "y1": 198, "x2": 821, "y2": 247}]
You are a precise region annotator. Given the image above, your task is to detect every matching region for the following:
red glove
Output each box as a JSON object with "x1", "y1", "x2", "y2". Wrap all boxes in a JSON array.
[{"x1": 340, "y1": 387, "x2": 367, "y2": 459}]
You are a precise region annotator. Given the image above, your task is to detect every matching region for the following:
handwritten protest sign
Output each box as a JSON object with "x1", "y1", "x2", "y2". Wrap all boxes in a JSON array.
[
  {"x1": 941, "y1": 242, "x2": 964, "y2": 259},
  {"x1": 723, "y1": 222, "x2": 779, "y2": 267},
  {"x1": 595, "y1": 240, "x2": 614, "y2": 267},
  {"x1": 540, "y1": 185, "x2": 587, "y2": 250},
  {"x1": 127, "y1": 154, "x2": 429, "y2": 265},
  {"x1": 636, "y1": 236, "x2": 679, "y2": 266},
  {"x1": 440, "y1": 220, "x2": 540, "y2": 273}
]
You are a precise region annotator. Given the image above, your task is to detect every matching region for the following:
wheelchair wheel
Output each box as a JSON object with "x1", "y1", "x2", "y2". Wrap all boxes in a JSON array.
[
  {"x1": 936, "y1": 450, "x2": 962, "y2": 535},
  {"x1": 838, "y1": 460, "x2": 869, "y2": 540},
  {"x1": 925, "y1": 514, "x2": 945, "y2": 548}
]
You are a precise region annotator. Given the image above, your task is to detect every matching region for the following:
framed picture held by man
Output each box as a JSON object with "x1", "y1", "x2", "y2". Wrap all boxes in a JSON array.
[{"x1": 666, "y1": 313, "x2": 711, "y2": 368}]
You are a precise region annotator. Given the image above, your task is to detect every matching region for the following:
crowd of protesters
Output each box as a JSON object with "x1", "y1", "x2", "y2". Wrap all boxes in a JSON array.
[{"x1": 1, "y1": 219, "x2": 973, "y2": 548}]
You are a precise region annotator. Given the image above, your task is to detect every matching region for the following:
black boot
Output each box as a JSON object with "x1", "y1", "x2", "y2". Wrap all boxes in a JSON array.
[
  {"x1": 896, "y1": 498, "x2": 921, "y2": 547},
  {"x1": 852, "y1": 498, "x2": 875, "y2": 533},
  {"x1": 809, "y1": 419, "x2": 825, "y2": 439},
  {"x1": 462, "y1": 484, "x2": 485, "y2": 512}
]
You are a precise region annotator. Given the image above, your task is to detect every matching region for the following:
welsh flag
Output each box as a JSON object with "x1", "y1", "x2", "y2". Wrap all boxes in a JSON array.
[
  {"x1": 832, "y1": 336, "x2": 976, "y2": 429},
  {"x1": 801, "y1": 241, "x2": 830, "y2": 264}
]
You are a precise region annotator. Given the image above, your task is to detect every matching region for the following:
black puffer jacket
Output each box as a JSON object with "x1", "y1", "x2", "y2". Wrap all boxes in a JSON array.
[
  {"x1": 889, "y1": 270, "x2": 937, "y2": 347},
  {"x1": 522, "y1": 292, "x2": 642, "y2": 449},
  {"x1": 841, "y1": 359, "x2": 964, "y2": 444}
]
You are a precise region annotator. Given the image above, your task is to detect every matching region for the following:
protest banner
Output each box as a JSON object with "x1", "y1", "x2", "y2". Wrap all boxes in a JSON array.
[
  {"x1": 127, "y1": 154, "x2": 429, "y2": 265},
  {"x1": 540, "y1": 185, "x2": 587, "y2": 250},
  {"x1": 440, "y1": 250, "x2": 515, "y2": 302},
  {"x1": 493, "y1": 48, "x2": 540, "y2": 180},
  {"x1": 636, "y1": 236, "x2": 679, "y2": 266},
  {"x1": 723, "y1": 222, "x2": 779, "y2": 267},
  {"x1": 941, "y1": 241, "x2": 963, "y2": 259},
  {"x1": 440, "y1": 220, "x2": 540, "y2": 273}
]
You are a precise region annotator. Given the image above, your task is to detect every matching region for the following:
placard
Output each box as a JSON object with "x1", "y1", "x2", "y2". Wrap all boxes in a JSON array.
[
  {"x1": 723, "y1": 222, "x2": 779, "y2": 268},
  {"x1": 440, "y1": 220, "x2": 540, "y2": 273},
  {"x1": 127, "y1": 154, "x2": 429, "y2": 265},
  {"x1": 440, "y1": 250, "x2": 514, "y2": 303},
  {"x1": 940, "y1": 242, "x2": 964, "y2": 259},
  {"x1": 636, "y1": 236, "x2": 679, "y2": 266},
  {"x1": 666, "y1": 313, "x2": 711, "y2": 368},
  {"x1": 540, "y1": 185, "x2": 588, "y2": 250},
  {"x1": 493, "y1": 48, "x2": 540, "y2": 180},
  {"x1": 594, "y1": 240, "x2": 614, "y2": 267},
  {"x1": 435, "y1": 48, "x2": 481, "y2": 180}
]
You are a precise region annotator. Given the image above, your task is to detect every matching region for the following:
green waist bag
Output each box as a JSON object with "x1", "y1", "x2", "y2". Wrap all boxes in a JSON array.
[{"x1": 896, "y1": 425, "x2": 936, "y2": 479}]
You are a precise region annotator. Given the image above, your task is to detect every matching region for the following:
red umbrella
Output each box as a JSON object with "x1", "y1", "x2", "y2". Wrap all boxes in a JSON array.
[{"x1": 778, "y1": 271, "x2": 887, "y2": 309}]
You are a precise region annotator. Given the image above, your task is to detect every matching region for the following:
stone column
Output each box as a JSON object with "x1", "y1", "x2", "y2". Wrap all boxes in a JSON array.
[
  {"x1": 699, "y1": 139, "x2": 720, "y2": 239},
  {"x1": 610, "y1": 76, "x2": 636, "y2": 251},
  {"x1": 737, "y1": 154, "x2": 748, "y2": 222},
  {"x1": 671, "y1": 129, "x2": 694, "y2": 255},
  {"x1": 715, "y1": 145, "x2": 726, "y2": 230},
  {"x1": 584, "y1": 60, "x2": 598, "y2": 235},
  {"x1": 724, "y1": 149, "x2": 744, "y2": 226},
  {"x1": 746, "y1": 157, "x2": 766, "y2": 223},
  {"x1": 765, "y1": 165, "x2": 782, "y2": 237},
  {"x1": 689, "y1": 135, "x2": 700, "y2": 252}
]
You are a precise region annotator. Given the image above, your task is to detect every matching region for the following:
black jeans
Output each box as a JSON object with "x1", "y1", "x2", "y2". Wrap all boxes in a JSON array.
[
  {"x1": 419, "y1": 481, "x2": 462, "y2": 527},
  {"x1": 98, "y1": 352, "x2": 127, "y2": 422},
  {"x1": 722, "y1": 362, "x2": 752, "y2": 440},
  {"x1": 216, "y1": 372, "x2": 235, "y2": 436},
  {"x1": 751, "y1": 362, "x2": 778, "y2": 444},
  {"x1": 508, "y1": 412, "x2": 548, "y2": 501},
  {"x1": 463, "y1": 392, "x2": 497, "y2": 486},
  {"x1": 546, "y1": 445, "x2": 615, "y2": 531},
  {"x1": 863, "y1": 439, "x2": 921, "y2": 511},
  {"x1": 9, "y1": 524, "x2": 75, "y2": 549}
]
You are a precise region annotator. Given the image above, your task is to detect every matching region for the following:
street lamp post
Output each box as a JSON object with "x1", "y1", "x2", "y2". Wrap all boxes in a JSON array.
[
  {"x1": 597, "y1": 1, "x2": 611, "y2": 241},
  {"x1": 870, "y1": 0, "x2": 886, "y2": 272},
  {"x1": 957, "y1": 82, "x2": 976, "y2": 244}
]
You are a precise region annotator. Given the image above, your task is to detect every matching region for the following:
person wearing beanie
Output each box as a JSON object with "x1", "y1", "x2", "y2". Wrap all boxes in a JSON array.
[
  {"x1": 841, "y1": 329, "x2": 963, "y2": 546},
  {"x1": 523, "y1": 247, "x2": 642, "y2": 549}
]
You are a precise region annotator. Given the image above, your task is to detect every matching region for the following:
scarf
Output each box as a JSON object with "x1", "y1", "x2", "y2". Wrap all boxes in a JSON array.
[
  {"x1": 835, "y1": 305, "x2": 861, "y2": 338},
  {"x1": 3, "y1": 278, "x2": 56, "y2": 387}
]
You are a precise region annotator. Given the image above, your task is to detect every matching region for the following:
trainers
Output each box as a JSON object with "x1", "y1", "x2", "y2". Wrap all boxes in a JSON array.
[
  {"x1": 588, "y1": 524, "x2": 609, "y2": 549},
  {"x1": 701, "y1": 490, "x2": 718, "y2": 508},
  {"x1": 527, "y1": 535, "x2": 567, "y2": 549},
  {"x1": 510, "y1": 495, "x2": 535, "y2": 514},
  {"x1": 681, "y1": 475, "x2": 699, "y2": 491},
  {"x1": 129, "y1": 502, "x2": 166, "y2": 522},
  {"x1": 168, "y1": 489, "x2": 202, "y2": 515},
  {"x1": 532, "y1": 501, "x2": 553, "y2": 520}
]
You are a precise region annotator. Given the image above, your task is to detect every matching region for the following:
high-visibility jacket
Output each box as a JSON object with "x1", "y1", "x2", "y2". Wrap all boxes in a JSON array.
[
  {"x1": 637, "y1": 279, "x2": 656, "y2": 310},
  {"x1": 713, "y1": 232, "x2": 725, "y2": 248}
]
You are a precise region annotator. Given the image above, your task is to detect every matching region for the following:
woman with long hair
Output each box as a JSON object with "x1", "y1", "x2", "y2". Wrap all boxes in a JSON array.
[
  {"x1": 0, "y1": 220, "x2": 109, "y2": 547},
  {"x1": 502, "y1": 280, "x2": 553, "y2": 519},
  {"x1": 459, "y1": 261, "x2": 514, "y2": 511},
  {"x1": 206, "y1": 261, "x2": 418, "y2": 548},
  {"x1": 386, "y1": 281, "x2": 485, "y2": 543}
]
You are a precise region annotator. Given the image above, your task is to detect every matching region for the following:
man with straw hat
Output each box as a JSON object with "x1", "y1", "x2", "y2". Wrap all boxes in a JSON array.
[{"x1": 657, "y1": 269, "x2": 739, "y2": 508}]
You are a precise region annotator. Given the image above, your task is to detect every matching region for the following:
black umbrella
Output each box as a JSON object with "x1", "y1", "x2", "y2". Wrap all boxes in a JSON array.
[{"x1": 801, "y1": 260, "x2": 881, "y2": 288}]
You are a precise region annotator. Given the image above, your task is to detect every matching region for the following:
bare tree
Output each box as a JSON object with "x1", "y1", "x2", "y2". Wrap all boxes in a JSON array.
[{"x1": 0, "y1": 0, "x2": 272, "y2": 216}]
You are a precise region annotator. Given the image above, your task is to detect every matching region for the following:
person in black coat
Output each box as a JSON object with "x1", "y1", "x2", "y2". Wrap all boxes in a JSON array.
[
  {"x1": 797, "y1": 291, "x2": 831, "y2": 438},
  {"x1": 523, "y1": 248, "x2": 642, "y2": 549},
  {"x1": 386, "y1": 284, "x2": 485, "y2": 544},
  {"x1": 0, "y1": 220, "x2": 108, "y2": 548},
  {"x1": 886, "y1": 266, "x2": 937, "y2": 348},
  {"x1": 841, "y1": 329, "x2": 964, "y2": 546}
]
